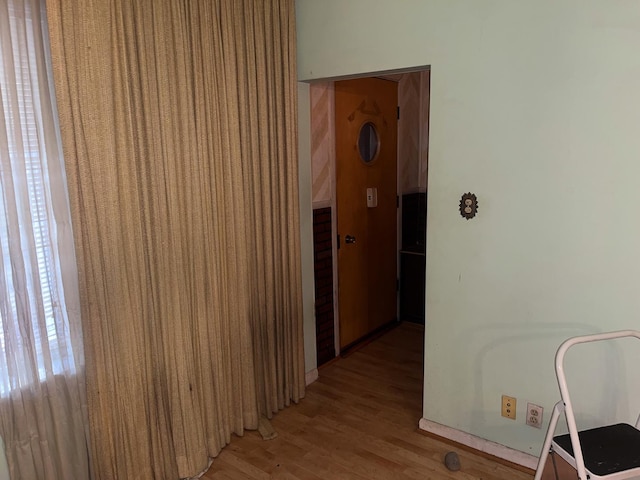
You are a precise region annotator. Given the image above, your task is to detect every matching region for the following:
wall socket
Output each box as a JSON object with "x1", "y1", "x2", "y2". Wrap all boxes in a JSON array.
[
  {"x1": 526, "y1": 403, "x2": 543, "y2": 428},
  {"x1": 501, "y1": 395, "x2": 516, "y2": 420}
]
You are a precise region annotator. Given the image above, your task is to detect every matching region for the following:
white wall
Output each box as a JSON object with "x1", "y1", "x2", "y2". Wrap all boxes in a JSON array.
[
  {"x1": 298, "y1": 82, "x2": 318, "y2": 375},
  {"x1": 296, "y1": 0, "x2": 640, "y2": 456}
]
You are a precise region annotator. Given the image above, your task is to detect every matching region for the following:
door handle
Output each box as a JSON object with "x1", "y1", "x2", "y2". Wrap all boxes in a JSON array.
[{"x1": 345, "y1": 234, "x2": 356, "y2": 244}]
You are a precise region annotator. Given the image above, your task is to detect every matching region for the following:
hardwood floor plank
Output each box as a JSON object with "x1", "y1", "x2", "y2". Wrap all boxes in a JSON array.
[
  {"x1": 214, "y1": 452, "x2": 271, "y2": 480},
  {"x1": 204, "y1": 323, "x2": 533, "y2": 479}
]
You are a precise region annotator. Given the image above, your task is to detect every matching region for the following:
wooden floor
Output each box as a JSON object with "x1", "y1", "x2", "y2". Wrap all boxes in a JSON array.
[{"x1": 203, "y1": 322, "x2": 534, "y2": 479}]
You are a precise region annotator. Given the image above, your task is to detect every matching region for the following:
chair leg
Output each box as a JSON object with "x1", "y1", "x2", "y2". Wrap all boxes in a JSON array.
[{"x1": 533, "y1": 401, "x2": 564, "y2": 480}]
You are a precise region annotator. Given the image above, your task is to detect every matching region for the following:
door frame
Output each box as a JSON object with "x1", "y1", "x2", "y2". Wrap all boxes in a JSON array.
[{"x1": 308, "y1": 65, "x2": 431, "y2": 359}]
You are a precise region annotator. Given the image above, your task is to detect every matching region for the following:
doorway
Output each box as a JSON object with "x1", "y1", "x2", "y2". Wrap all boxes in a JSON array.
[{"x1": 310, "y1": 68, "x2": 430, "y2": 365}]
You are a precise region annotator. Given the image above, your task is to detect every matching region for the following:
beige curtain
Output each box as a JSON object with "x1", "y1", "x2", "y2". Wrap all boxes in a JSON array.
[
  {"x1": 45, "y1": 0, "x2": 304, "y2": 478},
  {"x1": 0, "y1": 0, "x2": 89, "y2": 479}
]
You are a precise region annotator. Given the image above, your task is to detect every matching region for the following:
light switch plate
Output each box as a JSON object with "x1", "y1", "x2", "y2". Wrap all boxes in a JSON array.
[
  {"x1": 501, "y1": 395, "x2": 516, "y2": 420},
  {"x1": 366, "y1": 187, "x2": 378, "y2": 208}
]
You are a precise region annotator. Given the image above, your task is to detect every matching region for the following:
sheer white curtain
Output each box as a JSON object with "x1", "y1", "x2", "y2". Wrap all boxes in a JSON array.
[{"x1": 0, "y1": 0, "x2": 89, "y2": 478}]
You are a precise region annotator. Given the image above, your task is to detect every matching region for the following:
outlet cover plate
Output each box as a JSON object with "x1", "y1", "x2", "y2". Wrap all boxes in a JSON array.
[
  {"x1": 501, "y1": 395, "x2": 516, "y2": 420},
  {"x1": 526, "y1": 403, "x2": 543, "y2": 428}
]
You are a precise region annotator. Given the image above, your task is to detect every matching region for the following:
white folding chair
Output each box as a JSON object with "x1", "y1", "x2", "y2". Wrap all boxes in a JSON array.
[{"x1": 534, "y1": 330, "x2": 640, "y2": 480}]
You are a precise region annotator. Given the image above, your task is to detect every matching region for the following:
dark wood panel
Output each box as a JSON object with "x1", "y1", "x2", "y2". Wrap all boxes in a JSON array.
[
  {"x1": 400, "y1": 252, "x2": 426, "y2": 324},
  {"x1": 313, "y1": 207, "x2": 335, "y2": 366}
]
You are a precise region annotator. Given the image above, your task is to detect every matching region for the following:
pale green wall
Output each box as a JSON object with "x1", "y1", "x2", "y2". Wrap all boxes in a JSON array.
[
  {"x1": 296, "y1": 0, "x2": 640, "y2": 455},
  {"x1": 0, "y1": 437, "x2": 7, "y2": 480}
]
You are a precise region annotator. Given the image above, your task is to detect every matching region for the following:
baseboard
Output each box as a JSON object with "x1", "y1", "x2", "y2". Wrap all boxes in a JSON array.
[
  {"x1": 305, "y1": 368, "x2": 318, "y2": 386},
  {"x1": 418, "y1": 418, "x2": 538, "y2": 471}
]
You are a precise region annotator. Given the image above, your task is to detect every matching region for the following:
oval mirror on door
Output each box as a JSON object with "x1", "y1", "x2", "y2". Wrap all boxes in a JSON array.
[{"x1": 357, "y1": 122, "x2": 379, "y2": 163}]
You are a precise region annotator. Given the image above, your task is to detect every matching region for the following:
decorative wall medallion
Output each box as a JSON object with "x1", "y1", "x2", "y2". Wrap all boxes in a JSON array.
[{"x1": 459, "y1": 193, "x2": 478, "y2": 220}]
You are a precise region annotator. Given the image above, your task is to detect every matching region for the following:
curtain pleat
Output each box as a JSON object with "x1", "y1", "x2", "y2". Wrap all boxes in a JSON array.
[{"x1": 45, "y1": 0, "x2": 304, "y2": 478}]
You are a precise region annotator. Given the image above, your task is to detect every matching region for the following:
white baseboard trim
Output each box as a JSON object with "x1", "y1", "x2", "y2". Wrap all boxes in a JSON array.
[
  {"x1": 305, "y1": 368, "x2": 318, "y2": 386},
  {"x1": 418, "y1": 418, "x2": 538, "y2": 470}
]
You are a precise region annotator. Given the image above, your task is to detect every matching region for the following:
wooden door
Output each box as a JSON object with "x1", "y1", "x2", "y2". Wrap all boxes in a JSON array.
[{"x1": 335, "y1": 77, "x2": 398, "y2": 350}]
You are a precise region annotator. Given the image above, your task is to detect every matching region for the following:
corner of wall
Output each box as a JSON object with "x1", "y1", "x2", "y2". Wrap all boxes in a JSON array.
[
  {"x1": 297, "y1": 82, "x2": 318, "y2": 375},
  {"x1": 0, "y1": 436, "x2": 9, "y2": 480}
]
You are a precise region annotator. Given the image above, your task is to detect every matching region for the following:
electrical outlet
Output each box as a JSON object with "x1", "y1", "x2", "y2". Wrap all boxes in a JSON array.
[
  {"x1": 526, "y1": 403, "x2": 543, "y2": 428},
  {"x1": 501, "y1": 395, "x2": 516, "y2": 420}
]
